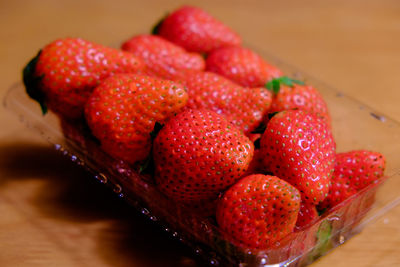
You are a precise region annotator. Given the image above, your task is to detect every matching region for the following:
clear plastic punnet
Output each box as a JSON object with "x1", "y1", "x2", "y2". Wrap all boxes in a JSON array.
[{"x1": 4, "y1": 46, "x2": 400, "y2": 266}]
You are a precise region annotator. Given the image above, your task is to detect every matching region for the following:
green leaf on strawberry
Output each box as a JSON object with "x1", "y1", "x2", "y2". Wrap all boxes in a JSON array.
[
  {"x1": 265, "y1": 76, "x2": 305, "y2": 94},
  {"x1": 151, "y1": 14, "x2": 168, "y2": 34},
  {"x1": 308, "y1": 220, "x2": 333, "y2": 261},
  {"x1": 140, "y1": 122, "x2": 165, "y2": 174},
  {"x1": 23, "y1": 50, "x2": 47, "y2": 114}
]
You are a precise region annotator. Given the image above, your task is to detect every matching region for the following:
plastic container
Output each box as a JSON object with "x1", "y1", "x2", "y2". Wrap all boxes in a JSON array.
[{"x1": 4, "y1": 49, "x2": 400, "y2": 266}]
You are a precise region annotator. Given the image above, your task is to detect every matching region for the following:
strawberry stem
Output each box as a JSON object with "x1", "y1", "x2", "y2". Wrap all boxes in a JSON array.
[{"x1": 23, "y1": 50, "x2": 47, "y2": 114}]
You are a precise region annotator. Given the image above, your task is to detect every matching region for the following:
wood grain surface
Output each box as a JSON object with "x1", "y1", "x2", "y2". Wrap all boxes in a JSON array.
[{"x1": 0, "y1": 0, "x2": 399, "y2": 266}]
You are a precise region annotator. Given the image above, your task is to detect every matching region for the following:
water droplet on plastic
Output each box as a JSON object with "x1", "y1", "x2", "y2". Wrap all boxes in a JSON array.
[
  {"x1": 141, "y1": 208, "x2": 149, "y2": 215},
  {"x1": 71, "y1": 155, "x2": 77, "y2": 161},
  {"x1": 96, "y1": 173, "x2": 107, "y2": 184},
  {"x1": 54, "y1": 144, "x2": 61, "y2": 150},
  {"x1": 328, "y1": 215, "x2": 340, "y2": 221},
  {"x1": 210, "y1": 259, "x2": 219, "y2": 265},
  {"x1": 149, "y1": 216, "x2": 157, "y2": 221},
  {"x1": 339, "y1": 235, "x2": 345, "y2": 244},
  {"x1": 164, "y1": 227, "x2": 170, "y2": 233},
  {"x1": 113, "y1": 184, "x2": 122, "y2": 194},
  {"x1": 260, "y1": 257, "x2": 267, "y2": 265},
  {"x1": 118, "y1": 193, "x2": 124, "y2": 198},
  {"x1": 195, "y1": 248, "x2": 202, "y2": 254},
  {"x1": 172, "y1": 231, "x2": 178, "y2": 237}
]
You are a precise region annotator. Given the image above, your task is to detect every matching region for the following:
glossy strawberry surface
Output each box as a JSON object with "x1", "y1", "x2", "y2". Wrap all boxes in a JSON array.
[
  {"x1": 26, "y1": 38, "x2": 144, "y2": 118},
  {"x1": 157, "y1": 6, "x2": 241, "y2": 53},
  {"x1": 319, "y1": 150, "x2": 386, "y2": 210},
  {"x1": 153, "y1": 109, "x2": 254, "y2": 203},
  {"x1": 268, "y1": 79, "x2": 331, "y2": 125},
  {"x1": 206, "y1": 46, "x2": 282, "y2": 87},
  {"x1": 216, "y1": 174, "x2": 301, "y2": 249},
  {"x1": 85, "y1": 73, "x2": 188, "y2": 164},
  {"x1": 295, "y1": 202, "x2": 319, "y2": 230},
  {"x1": 181, "y1": 71, "x2": 272, "y2": 134},
  {"x1": 336, "y1": 150, "x2": 386, "y2": 191},
  {"x1": 260, "y1": 110, "x2": 336, "y2": 204},
  {"x1": 121, "y1": 34, "x2": 205, "y2": 80}
]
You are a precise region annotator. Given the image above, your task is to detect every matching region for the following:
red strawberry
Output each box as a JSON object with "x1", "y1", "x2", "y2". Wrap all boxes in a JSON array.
[
  {"x1": 335, "y1": 150, "x2": 386, "y2": 191},
  {"x1": 85, "y1": 73, "x2": 188, "y2": 164},
  {"x1": 153, "y1": 109, "x2": 254, "y2": 203},
  {"x1": 266, "y1": 77, "x2": 331, "y2": 125},
  {"x1": 206, "y1": 46, "x2": 282, "y2": 87},
  {"x1": 121, "y1": 34, "x2": 205, "y2": 80},
  {"x1": 242, "y1": 148, "x2": 266, "y2": 177},
  {"x1": 319, "y1": 150, "x2": 386, "y2": 211},
  {"x1": 295, "y1": 202, "x2": 319, "y2": 230},
  {"x1": 181, "y1": 71, "x2": 272, "y2": 134},
  {"x1": 259, "y1": 110, "x2": 336, "y2": 204},
  {"x1": 318, "y1": 175, "x2": 357, "y2": 211},
  {"x1": 216, "y1": 174, "x2": 301, "y2": 250},
  {"x1": 23, "y1": 38, "x2": 144, "y2": 119},
  {"x1": 156, "y1": 6, "x2": 241, "y2": 53}
]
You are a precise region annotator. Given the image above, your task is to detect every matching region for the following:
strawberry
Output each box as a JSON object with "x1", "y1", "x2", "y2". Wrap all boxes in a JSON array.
[
  {"x1": 85, "y1": 73, "x2": 188, "y2": 164},
  {"x1": 266, "y1": 76, "x2": 331, "y2": 125},
  {"x1": 23, "y1": 38, "x2": 144, "y2": 119},
  {"x1": 155, "y1": 6, "x2": 241, "y2": 53},
  {"x1": 318, "y1": 175, "x2": 357, "y2": 211},
  {"x1": 121, "y1": 34, "x2": 205, "y2": 80},
  {"x1": 242, "y1": 148, "x2": 264, "y2": 176},
  {"x1": 319, "y1": 150, "x2": 386, "y2": 211},
  {"x1": 259, "y1": 110, "x2": 336, "y2": 204},
  {"x1": 295, "y1": 202, "x2": 319, "y2": 230},
  {"x1": 216, "y1": 174, "x2": 301, "y2": 250},
  {"x1": 153, "y1": 109, "x2": 254, "y2": 203},
  {"x1": 206, "y1": 46, "x2": 282, "y2": 87},
  {"x1": 335, "y1": 150, "x2": 386, "y2": 191},
  {"x1": 181, "y1": 71, "x2": 272, "y2": 134}
]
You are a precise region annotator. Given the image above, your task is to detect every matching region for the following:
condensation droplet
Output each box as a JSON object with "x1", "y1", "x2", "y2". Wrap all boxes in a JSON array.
[
  {"x1": 328, "y1": 214, "x2": 340, "y2": 221},
  {"x1": 96, "y1": 173, "x2": 108, "y2": 184},
  {"x1": 113, "y1": 184, "x2": 122, "y2": 194}
]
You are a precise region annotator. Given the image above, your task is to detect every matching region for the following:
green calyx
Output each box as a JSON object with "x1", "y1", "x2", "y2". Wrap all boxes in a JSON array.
[
  {"x1": 151, "y1": 13, "x2": 168, "y2": 35},
  {"x1": 265, "y1": 76, "x2": 305, "y2": 95},
  {"x1": 139, "y1": 122, "x2": 164, "y2": 174},
  {"x1": 251, "y1": 122, "x2": 267, "y2": 134},
  {"x1": 308, "y1": 220, "x2": 333, "y2": 262},
  {"x1": 23, "y1": 50, "x2": 47, "y2": 114}
]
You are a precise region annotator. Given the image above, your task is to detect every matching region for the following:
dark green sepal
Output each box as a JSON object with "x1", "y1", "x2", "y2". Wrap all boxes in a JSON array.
[
  {"x1": 253, "y1": 138, "x2": 261, "y2": 149},
  {"x1": 265, "y1": 76, "x2": 305, "y2": 95},
  {"x1": 267, "y1": 111, "x2": 279, "y2": 120},
  {"x1": 308, "y1": 220, "x2": 333, "y2": 262},
  {"x1": 23, "y1": 50, "x2": 47, "y2": 114},
  {"x1": 139, "y1": 122, "x2": 164, "y2": 174},
  {"x1": 251, "y1": 122, "x2": 267, "y2": 134},
  {"x1": 151, "y1": 14, "x2": 168, "y2": 35}
]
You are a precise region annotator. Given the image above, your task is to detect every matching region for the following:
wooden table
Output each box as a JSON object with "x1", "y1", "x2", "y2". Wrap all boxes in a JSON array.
[{"x1": 1, "y1": 0, "x2": 399, "y2": 266}]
